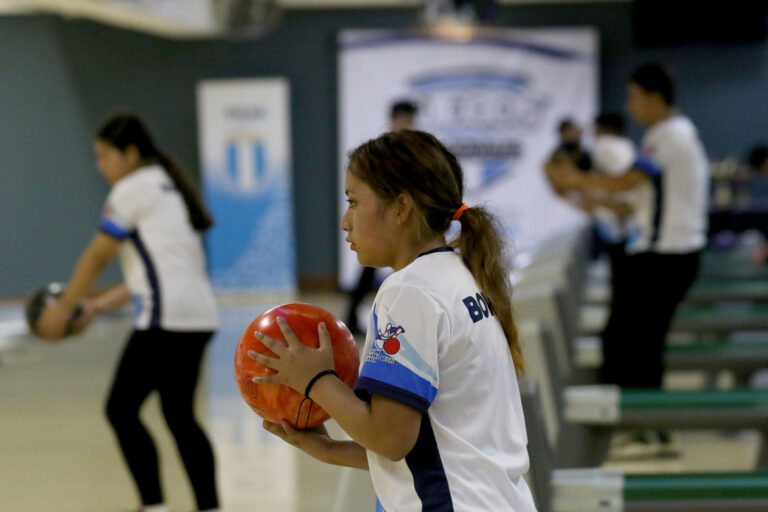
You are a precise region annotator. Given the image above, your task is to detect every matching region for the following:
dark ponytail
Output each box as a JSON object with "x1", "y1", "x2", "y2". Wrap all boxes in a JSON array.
[
  {"x1": 155, "y1": 151, "x2": 214, "y2": 231},
  {"x1": 451, "y1": 207, "x2": 523, "y2": 374},
  {"x1": 96, "y1": 113, "x2": 214, "y2": 232},
  {"x1": 348, "y1": 130, "x2": 524, "y2": 374}
]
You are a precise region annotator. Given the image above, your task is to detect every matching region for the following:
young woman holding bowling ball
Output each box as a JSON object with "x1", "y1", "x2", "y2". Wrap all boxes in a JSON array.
[{"x1": 247, "y1": 130, "x2": 536, "y2": 511}]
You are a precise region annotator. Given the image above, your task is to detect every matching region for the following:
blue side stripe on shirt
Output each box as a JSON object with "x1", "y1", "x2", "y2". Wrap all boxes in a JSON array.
[
  {"x1": 99, "y1": 218, "x2": 131, "y2": 240},
  {"x1": 633, "y1": 157, "x2": 663, "y2": 178},
  {"x1": 406, "y1": 414, "x2": 454, "y2": 511},
  {"x1": 129, "y1": 231, "x2": 161, "y2": 328}
]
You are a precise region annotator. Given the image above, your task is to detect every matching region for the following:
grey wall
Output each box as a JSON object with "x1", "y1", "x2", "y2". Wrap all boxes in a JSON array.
[
  {"x1": 1, "y1": 5, "x2": 767, "y2": 296},
  {"x1": 0, "y1": 17, "x2": 115, "y2": 295}
]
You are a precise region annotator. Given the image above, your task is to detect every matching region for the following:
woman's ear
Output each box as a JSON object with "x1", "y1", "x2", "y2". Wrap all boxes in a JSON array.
[
  {"x1": 124, "y1": 144, "x2": 141, "y2": 167},
  {"x1": 395, "y1": 193, "x2": 414, "y2": 225}
]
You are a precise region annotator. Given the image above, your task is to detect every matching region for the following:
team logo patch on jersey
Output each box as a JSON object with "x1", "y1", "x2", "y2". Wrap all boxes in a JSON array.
[
  {"x1": 366, "y1": 303, "x2": 438, "y2": 383},
  {"x1": 377, "y1": 322, "x2": 404, "y2": 355}
]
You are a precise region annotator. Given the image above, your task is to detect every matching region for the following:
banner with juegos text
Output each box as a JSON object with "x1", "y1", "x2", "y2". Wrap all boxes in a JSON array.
[
  {"x1": 338, "y1": 28, "x2": 596, "y2": 288},
  {"x1": 198, "y1": 78, "x2": 296, "y2": 293}
]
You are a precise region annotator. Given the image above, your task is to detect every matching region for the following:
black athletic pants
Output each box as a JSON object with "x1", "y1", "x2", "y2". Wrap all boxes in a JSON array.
[
  {"x1": 601, "y1": 251, "x2": 701, "y2": 389},
  {"x1": 105, "y1": 329, "x2": 218, "y2": 510}
]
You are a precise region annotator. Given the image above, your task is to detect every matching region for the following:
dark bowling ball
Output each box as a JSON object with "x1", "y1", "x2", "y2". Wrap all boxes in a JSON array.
[{"x1": 25, "y1": 282, "x2": 83, "y2": 339}]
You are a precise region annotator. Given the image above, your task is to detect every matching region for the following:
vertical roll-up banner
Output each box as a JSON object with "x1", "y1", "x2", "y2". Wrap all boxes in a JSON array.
[
  {"x1": 338, "y1": 28, "x2": 597, "y2": 288},
  {"x1": 198, "y1": 78, "x2": 296, "y2": 293}
]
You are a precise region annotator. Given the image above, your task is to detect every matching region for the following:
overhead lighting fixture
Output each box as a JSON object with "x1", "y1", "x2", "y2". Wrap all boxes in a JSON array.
[{"x1": 421, "y1": 0, "x2": 500, "y2": 26}]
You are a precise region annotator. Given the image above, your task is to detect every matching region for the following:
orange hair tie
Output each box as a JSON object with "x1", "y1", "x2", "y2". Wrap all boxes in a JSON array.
[{"x1": 452, "y1": 203, "x2": 469, "y2": 221}]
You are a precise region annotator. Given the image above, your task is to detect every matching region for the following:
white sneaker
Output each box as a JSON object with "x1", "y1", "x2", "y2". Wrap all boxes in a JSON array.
[
  {"x1": 139, "y1": 505, "x2": 171, "y2": 512},
  {"x1": 606, "y1": 430, "x2": 662, "y2": 462},
  {"x1": 656, "y1": 431, "x2": 682, "y2": 459}
]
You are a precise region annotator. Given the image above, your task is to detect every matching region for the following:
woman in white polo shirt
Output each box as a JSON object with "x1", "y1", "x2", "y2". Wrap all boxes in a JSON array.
[
  {"x1": 247, "y1": 130, "x2": 537, "y2": 511},
  {"x1": 38, "y1": 113, "x2": 219, "y2": 512}
]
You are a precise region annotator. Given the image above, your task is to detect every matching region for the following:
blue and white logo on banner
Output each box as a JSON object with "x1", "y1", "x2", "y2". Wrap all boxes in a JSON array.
[
  {"x1": 226, "y1": 136, "x2": 267, "y2": 192},
  {"x1": 198, "y1": 79, "x2": 296, "y2": 293},
  {"x1": 337, "y1": 29, "x2": 596, "y2": 288},
  {"x1": 408, "y1": 68, "x2": 551, "y2": 194}
]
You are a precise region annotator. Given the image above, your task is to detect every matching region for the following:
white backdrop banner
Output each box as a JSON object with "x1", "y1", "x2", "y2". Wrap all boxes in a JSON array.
[
  {"x1": 338, "y1": 28, "x2": 596, "y2": 288},
  {"x1": 198, "y1": 78, "x2": 296, "y2": 293}
]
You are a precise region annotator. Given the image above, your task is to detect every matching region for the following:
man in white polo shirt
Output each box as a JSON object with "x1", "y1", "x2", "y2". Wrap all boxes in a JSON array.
[
  {"x1": 548, "y1": 62, "x2": 708, "y2": 391},
  {"x1": 547, "y1": 63, "x2": 708, "y2": 458}
]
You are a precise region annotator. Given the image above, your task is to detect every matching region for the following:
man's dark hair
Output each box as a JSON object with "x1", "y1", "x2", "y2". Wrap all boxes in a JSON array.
[
  {"x1": 595, "y1": 112, "x2": 626, "y2": 135},
  {"x1": 748, "y1": 145, "x2": 768, "y2": 170},
  {"x1": 630, "y1": 63, "x2": 675, "y2": 105},
  {"x1": 558, "y1": 118, "x2": 576, "y2": 134},
  {"x1": 390, "y1": 100, "x2": 418, "y2": 118}
]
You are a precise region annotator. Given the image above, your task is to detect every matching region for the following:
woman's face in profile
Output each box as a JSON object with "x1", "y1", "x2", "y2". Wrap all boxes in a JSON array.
[{"x1": 93, "y1": 139, "x2": 138, "y2": 184}]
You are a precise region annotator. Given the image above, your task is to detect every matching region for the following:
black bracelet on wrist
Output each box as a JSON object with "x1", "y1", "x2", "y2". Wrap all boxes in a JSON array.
[{"x1": 304, "y1": 369, "x2": 338, "y2": 399}]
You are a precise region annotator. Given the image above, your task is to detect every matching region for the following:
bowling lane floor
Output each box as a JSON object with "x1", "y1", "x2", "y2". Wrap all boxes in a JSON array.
[
  {"x1": 0, "y1": 293, "x2": 759, "y2": 512},
  {"x1": 0, "y1": 293, "x2": 374, "y2": 512}
]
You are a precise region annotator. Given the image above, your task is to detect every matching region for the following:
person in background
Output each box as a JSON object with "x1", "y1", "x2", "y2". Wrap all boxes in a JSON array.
[
  {"x1": 747, "y1": 145, "x2": 768, "y2": 174},
  {"x1": 555, "y1": 117, "x2": 592, "y2": 172},
  {"x1": 589, "y1": 112, "x2": 638, "y2": 270},
  {"x1": 345, "y1": 100, "x2": 418, "y2": 335},
  {"x1": 744, "y1": 145, "x2": 768, "y2": 263},
  {"x1": 547, "y1": 63, "x2": 709, "y2": 458},
  {"x1": 38, "y1": 113, "x2": 220, "y2": 512},
  {"x1": 388, "y1": 100, "x2": 418, "y2": 131}
]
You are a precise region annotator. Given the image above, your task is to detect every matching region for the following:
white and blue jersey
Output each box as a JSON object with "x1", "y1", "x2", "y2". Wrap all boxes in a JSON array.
[
  {"x1": 626, "y1": 115, "x2": 709, "y2": 254},
  {"x1": 591, "y1": 134, "x2": 638, "y2": 243},
  {"x1": 355, "y1": 247, "x2": 536, "y2": 512},
  {"x1": 100, "y1": 164, "x2": 218, "y2": 331}
]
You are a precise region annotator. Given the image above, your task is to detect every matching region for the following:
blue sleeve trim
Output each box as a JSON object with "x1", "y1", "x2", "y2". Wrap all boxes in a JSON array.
[
  {"x1": 99, "y1": 218, "x2": 131, "y2": 240},
  {"x1": 354, "y1": 377, "x2": 431, "y2": 414},
  {"x1": 358, "y1": 356, "x2": 438, "y2": 404},
  {"x1": 633, "y1": 157, "x2": 663, "y2": 178}
]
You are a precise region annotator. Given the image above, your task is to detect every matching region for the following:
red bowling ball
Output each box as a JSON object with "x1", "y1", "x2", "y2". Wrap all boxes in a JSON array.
[{"x1": 234, "y1": 303, "x2": 359, "y2": 429}]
